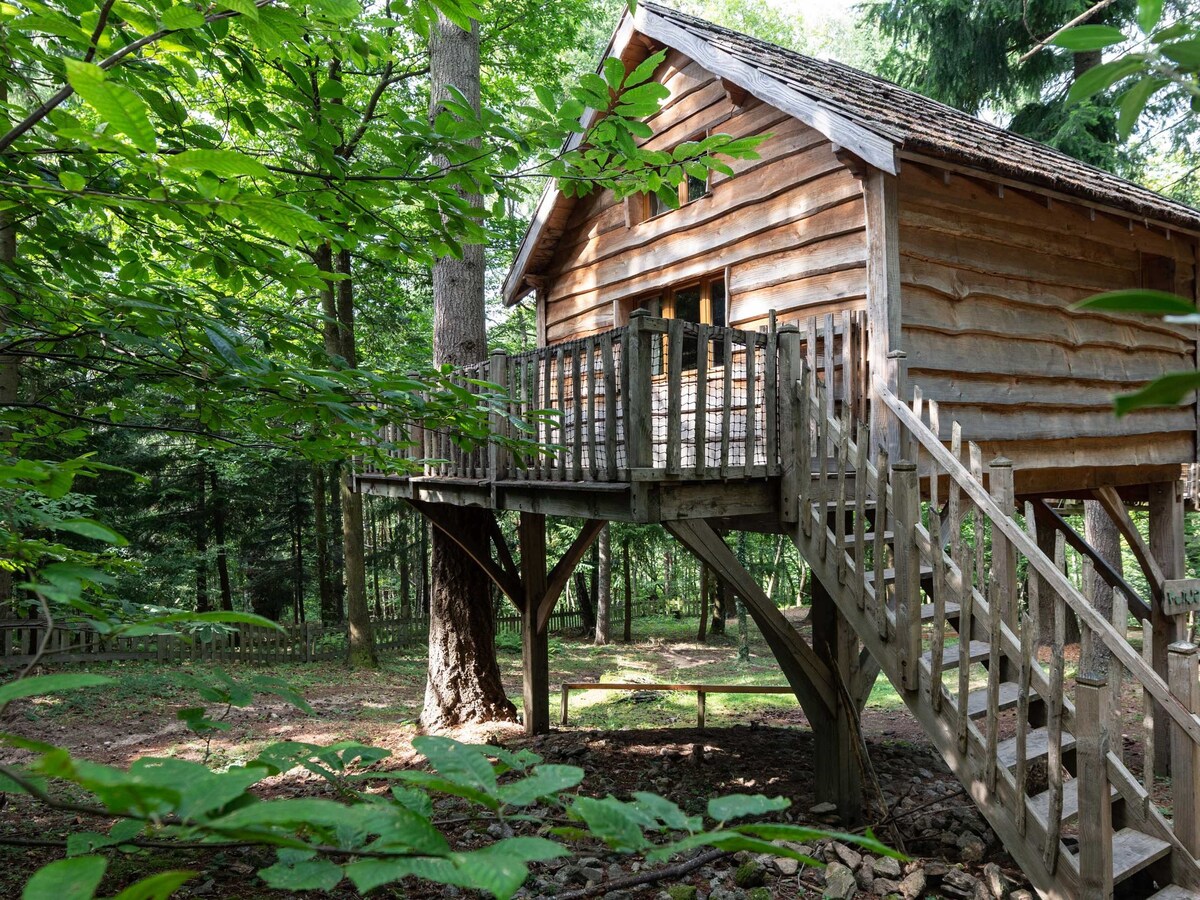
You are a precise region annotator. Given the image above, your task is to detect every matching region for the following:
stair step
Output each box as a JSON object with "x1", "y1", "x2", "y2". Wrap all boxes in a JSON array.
[
  {"x1": 1027, "y1": 778, "x2": 1117, "y2": 826},
  {"x1": 839, "y1": 531, "x2": 893, "y2": 547},
  {"x1": 965, "y1": 681, "x2": 1021, "y2": 718},
  {"x1": 864, "y1": 565, "x2": 934, "y2": 584},
  {"x1": 920, "y1": 601, "x2": 961, "y2": 622},
  {"x1": 922, "y1": 640, "x2": 991, "y2": 671},
  {"x1": 996, "y1": 727, "x2": 1076, "y2": 769},
  {"x1": 1148, "y1": 887, "x2": 1200, "y2": 899},
  {"x1": 1112, "y1": 827, "x2": 1172, "y2": 884}
]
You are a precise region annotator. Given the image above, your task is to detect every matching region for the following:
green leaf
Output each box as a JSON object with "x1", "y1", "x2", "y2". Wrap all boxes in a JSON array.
[
  {"x1": 1162, "y1": 39, "x2": 1200, "y2": 68},
  {"x1": 54, "y1": 518, "x2": 128, "y2": 545},
  {"x1": 706, "y1": 794, "x2": 790, "y2": 823},
  {"x1": 59, "y1": 171, "x2": 85, "y2": 191},
  {"x1": 0, "y1": 674, "x2": 113, "y2": 706},
  {"x1": 495, "y1": 764, "x2": 583, "y2": 806},
  {"x1": 413, "y1": 736, "x2": 498, "y2": 793},
  {"x1": 161, "y1": 5, "x2": 205, "y2": 29},
  {"x1": 1073, "y1": 289, "x2": 1196, "y2": 315},
  {"x1": 167, "y1": 149, "x2": 269, "y2": 178},
  {"x1": 1114, "y1": 371, "x2": 1200, "y2": 415},
  {"x1": 23, "y1": 856, "x2": 107, "y2": 900},
  {"x1": 259, "y1": 858, "x2": 343, "y2": 891},
  {"x1": 570, "y1": 796, "x2": 650, "y2": 851},
  {"x1": 1118, "y1": 77, "x2": 1165, "y2": 139},
  {"x1": 603, "y1": 57, "x2": 626, "y2": 91},
  {"x1": 1138, "y1": 0, "x2": 1164, "y2": 32},
  {"x1": 111, "y1": 871, "x2": 197, "y2": 900},
  {"x1": 64, "y1": 60, "x2": 156, "y2": 153},
  {"x1": 219, "y1": 0, "x2": 259, "y2": 20},
  {"x1": 624, "y1": 50, "x2": 664, "y2": 88},
  {"x1": 1050, "y1": 24, "x2": 1126, "y2": 51},
  {"x1": 141, "y1": 610, "x2": 284, "y2": 630},
  {"x1": 1067, "y1": 57, "x2": 1143, "y2": 104},
  {"x1": 632, "y1": 792, "x2": 701, "y2": 832}
]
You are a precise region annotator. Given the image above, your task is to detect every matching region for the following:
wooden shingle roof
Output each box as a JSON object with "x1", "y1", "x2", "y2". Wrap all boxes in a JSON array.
[
  {"x1": 642, "y1": 2, "x2": 1200, "y2": 231},
  {"x1": 503, "y1": 2, "x2": 1200, "y2": 303}
]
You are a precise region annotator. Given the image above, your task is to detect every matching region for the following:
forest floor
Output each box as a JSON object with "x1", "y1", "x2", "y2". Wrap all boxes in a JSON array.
[{"x1": 0, "y1": 611, "x2": 1130, "y2": 899}]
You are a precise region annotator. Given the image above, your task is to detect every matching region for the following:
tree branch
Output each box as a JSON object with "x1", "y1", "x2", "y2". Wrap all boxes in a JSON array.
[{"x1": 1018, "y1": 0, "x2": 1119, "y2": 64}]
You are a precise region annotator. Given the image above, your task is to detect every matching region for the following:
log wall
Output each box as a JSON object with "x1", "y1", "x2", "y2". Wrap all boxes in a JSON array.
[
  {"x1": 540, "y1": 50, "x2": 868, "y2": 342},
  {"x1": 896, "y1": 161, "x2": 1200, "y2": 482}
]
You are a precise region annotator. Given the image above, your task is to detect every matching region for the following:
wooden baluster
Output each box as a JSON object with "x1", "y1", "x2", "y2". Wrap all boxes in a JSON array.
[
  {"x1": 586, "y1": 337, "x2": 598, "y2": 481},
  {"x1": 835, "y1": 407, "x2": 850, "y2": 585},
  {"x1": 949, "y1": 422, "x2": 963, "y2": 563},
  {"x1": 777, "y1": 325, "x2": 800, "y2": 521},
  {"x1": 488, "y1": 350, "x2": 509, "y2": 480},
  {"x1": 956, "y1": 521, "x2": 973, "y2": 754},
  {"x1": 695, "y1": 323, "x2": 710, "y2": 478},
  {"x1": 1016, "y1": 613, "x2": 1033, "y2": 835},
  {"x1": 822, "y1": 313, "x2": 835, "y2": 422},
  {"x1": 840, "y1": 308, "x2": 852, "y2": 413},
  {"x1": 744, "y1": 334, "x2": 757, "y2": 475},
  {"x1": 1043, "y1": 537, "x2": 1066, "y2": 873},
  {"x1": 626, "y1": 311, "x2": 653, "y2": 474},
  {"x1": 873, "y1": 445, "x2": 890, "y2": 640},
  {"x1": 987, "y1": 459, "x2": 1015, "y2": 790},
  {"x1": 601, "y1": 333, "x2": 618, "y2": 482},
  {"x1": 1077, "y1": 673, "x2": 1114, "y2": 899},
  {"x1": 1143, "y1": 618, "x2": 1156, "y2": 803},
  {"x1": 541, "y1": 349, "x2": 552, "y2": 479},
  {"x1": 969, "y1": 443, "x2": 984, "y2": 593},
  {"x1": 929, "y1": 472, "x2": 946, "y2": 713},
  {"x1": 797, "y1": 366, "x2": 812, "y2": 526},
  {"x1": 721, "y1": 328, "x2": 733, "y2": 477},
  {"x1": 893, "y1": 460, "x2": 921, "y2": 692},
  {"x1": 815, "y1": 380, "x2": 830, "y2": 560},
  {"x1": 571, "y1": 345, "x2": 583, "y2": 481},
  {"x1": 853, "y1": 423, "x2": 868, "y2": 609},
  {"x1": 555, "y1": 345, "x2": 566, "y2": 479},
  {"x1": 1169, "y1": 642, "x2": 1200, "y2": 855},
  {"x1": 765, "y1": 313, "x2": 778, "y2": 475},
  {"x1": 667, "y1": 318, "x2": 683, "y2": 476}
]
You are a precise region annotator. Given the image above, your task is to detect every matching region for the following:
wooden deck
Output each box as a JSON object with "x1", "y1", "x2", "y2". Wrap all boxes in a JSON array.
[{"x1": 357, "y1": 311, "x2": 869, "y2": 523}]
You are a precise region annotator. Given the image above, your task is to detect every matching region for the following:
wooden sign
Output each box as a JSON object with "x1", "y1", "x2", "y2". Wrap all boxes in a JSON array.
[{"x1": 1164, "y1": 579, "x2": 1200, "y2": 615}]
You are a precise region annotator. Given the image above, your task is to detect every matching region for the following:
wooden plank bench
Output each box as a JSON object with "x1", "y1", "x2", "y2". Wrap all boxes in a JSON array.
[{"x1": 559, "y1": 682, "x2": 795, "y2": 730}]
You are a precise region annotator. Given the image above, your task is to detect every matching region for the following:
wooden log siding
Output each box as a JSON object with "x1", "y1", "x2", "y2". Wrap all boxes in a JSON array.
[
  {"x1": 897, "y1": 162, "x2": 1200, "y2": 479},
  {"x1": 538, "y1": 53, "x2": 868, "y2": 344},
  {"x1": 360, "y1": 312, "x2": 870, "y2": 487}
]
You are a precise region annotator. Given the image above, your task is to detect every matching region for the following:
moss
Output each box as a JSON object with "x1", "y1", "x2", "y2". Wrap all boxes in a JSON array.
[
  {"x1": 733, "y1": 860, "x2": 766, "y2": 887},
  {"x1": 666, "y1": 886, "x2": 697, "y2": 900}
]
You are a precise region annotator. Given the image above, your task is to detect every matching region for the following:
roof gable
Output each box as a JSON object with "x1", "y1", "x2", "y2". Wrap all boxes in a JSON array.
[{"x1": 503, "y1": 2, "x2": 1200, "y2": 304}]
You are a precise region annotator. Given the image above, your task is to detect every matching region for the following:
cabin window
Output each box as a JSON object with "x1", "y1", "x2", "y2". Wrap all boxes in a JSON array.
[
  {"x1": 630, "y1": 274, "x2": 728, "y2": 373},
  {"x1": 645, "y1": 172, "x2": 710, "y2": 219},
  {"x1": 1141, "y1": 252, "x2": 1177, "y2": 293}
]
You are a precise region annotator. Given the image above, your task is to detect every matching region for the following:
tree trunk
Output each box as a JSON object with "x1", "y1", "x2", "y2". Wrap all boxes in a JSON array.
[
  {"x1": 1082, "y1": 500, "x2": 1122, "y2": 679},
  {"x1": 195, "y1": 459, "x2": 210, "y2": 613},
  {"x1": 399, "y1": 508, "x2": 411, "y2": 620},
  {"x1": 594, "y1": 525, "x2": 611, "y2": 645},
  {"x1": 575, "y1": 570, "x2": 596, "y2": 633},
  {"x1": 313, "y1": 465, "x2": 336, "y2": 623},
  {"x1": 0, "y1": 78, "x2": 17, "y2": 615},
  {"x1": 210, "y1": 468, "x2": 234, "y2": 612},
  {"x1": 711, "y1": 580, "x2": 727, "y2": 635},
  {"x1": 622, "y1": 537, "x2": 632, "y2": 643},
  {"x1": 422, "y1": 11, "x2": 514, "y2": 727},
  {"x1": 697, "y1": 564, "x2": 709, "y2": 642}
]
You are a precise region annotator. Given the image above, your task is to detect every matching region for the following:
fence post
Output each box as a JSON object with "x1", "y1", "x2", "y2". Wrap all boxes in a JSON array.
[
  {"x1": 488, "y1": 349, "x2": 510, "y2": 480},
  {"x1": 988, "y1": 458, "x2": 1017, "y2": 639},
  {"x1": 1076, "y1": 673, "x2": 1114, "y2": 899},
  {"x1": 1169, "y1": 642, "x2": 1200, "y2": 856},
  {"x1": 892, "y1": 460, "x2": 921, "y2": 692},
  {"x1": 883, "y1": 349, "x2": 907, "y2": 461},
  {"x1": 625, "y1": 310, "x2": 653, "y2": 473},
  {"x1": 777, "y1": 325, "x2": 802, "y2": 524}
]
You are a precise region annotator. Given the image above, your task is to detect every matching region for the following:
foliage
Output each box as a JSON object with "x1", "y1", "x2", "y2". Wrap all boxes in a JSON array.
[{"x1": 0, "y1": 675, "x2": 898, "y2": 899}]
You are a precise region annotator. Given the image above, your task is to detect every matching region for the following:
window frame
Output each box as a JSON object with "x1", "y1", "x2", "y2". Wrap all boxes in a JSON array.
[{"x1": 641, "y1": 128, "x2": 713, "y2": 222}]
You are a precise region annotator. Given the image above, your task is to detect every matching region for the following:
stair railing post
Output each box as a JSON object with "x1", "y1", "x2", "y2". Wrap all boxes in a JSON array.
[
  {"x1": 1169, "y1": 641, "x2": 1200, "y2": 856},
  {"x1": 625, "y1": 310, "x2": 654, "y2": 475},
  {"x1": 777, "y1": 324, "x2": 802, "y2": 524},
  {"x1": 488, "y1": 349, "x2": 510, "y2": 480},
  {"x1": 1076, "y1": 673, "x2": 1114, "y2": 899},
  {"x1": 884, "y1": 349, "x2": 908, "y2": 462},
  {"x1": 892, "y1": 460, "x2": 922, "y2": 692}
]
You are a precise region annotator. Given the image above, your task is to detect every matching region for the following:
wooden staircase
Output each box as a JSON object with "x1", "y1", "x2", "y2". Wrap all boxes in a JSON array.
[{"x1": 785, "y1": 367, "x2": 1200, "y2": 900}]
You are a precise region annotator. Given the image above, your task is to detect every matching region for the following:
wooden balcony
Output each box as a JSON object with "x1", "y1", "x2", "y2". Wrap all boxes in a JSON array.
[{"x1": 356, "y1": 310, "x2": 870, "y2": 525}]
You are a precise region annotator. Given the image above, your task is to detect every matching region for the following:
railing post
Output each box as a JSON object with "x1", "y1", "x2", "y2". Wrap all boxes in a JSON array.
[
  {"x1": 1076, "y1": 673, "x2": 1114, "y2": 899},
  {"x1": 882, "y1": 349, "x2": 907, "y2": 461},
  {"x1": 892, "y1": 460, "x2": 922, "y2": 692},
  {"x1": 1169, "y1": 641, "x2": 1200, "y2": 856},
  {"x1": 988, "y1": 458, "x2": 1017, "y2": 636},
  {"x1": 488, "y1": 349, "x2": 509, "y2": 480},
  {"x1": 777, "y1": 325, "x2": 802, "y2": 524},
  {"x1": 625, "y1": 310, "x2": 653, "y2": 473}
]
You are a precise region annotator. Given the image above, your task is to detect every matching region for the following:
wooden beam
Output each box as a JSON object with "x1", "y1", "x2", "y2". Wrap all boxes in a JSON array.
[
  {"x1": 664, "y1": 519, "x2": 835, "y2": 720},
  {"x1": 1031, "y1": 500, "x2": 1151, "y2": 622},
  {"x1": 487, "y1": 515, "x2": 520, "y2": 588},
  {"x1": 851, "y1": 646, "x2": 882, "y2": 713},
  {"x1": 1150, "y1": 481, "x2": 1187, "y2": 775},
  {"x1": 538, "y1": 518, "x2": 607, "y2": 632},
  {"x1": 1091, "y1": 486, "x2": 1165, "y2": 601},
  {"x1": 409, "y1": 500, "x2": 524, "y2": 606},
  {"x1": 812, "y1": 575, "x2": 864, "y2": 821},
  {"x1": 864, "y1": 168, "x2": 900, "y2": 459},
  {"x1": 720, "y1": 77, "x2": 749, "y2": 107}
]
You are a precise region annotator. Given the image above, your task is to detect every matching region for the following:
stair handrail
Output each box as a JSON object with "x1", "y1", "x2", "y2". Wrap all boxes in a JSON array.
[{"x1": 874, "y1": 380, "x2": 1200, "y2": 747}]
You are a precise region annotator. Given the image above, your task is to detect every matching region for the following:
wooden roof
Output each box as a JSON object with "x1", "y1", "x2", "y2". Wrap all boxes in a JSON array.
[{"x1": 503, "y1": 2, "x2": 1200, "y2": 304}]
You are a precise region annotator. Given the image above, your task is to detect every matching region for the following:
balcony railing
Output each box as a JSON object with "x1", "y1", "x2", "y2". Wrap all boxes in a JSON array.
[{"x1": 363, "y1": 310, "x2": 870, "y2": 486}]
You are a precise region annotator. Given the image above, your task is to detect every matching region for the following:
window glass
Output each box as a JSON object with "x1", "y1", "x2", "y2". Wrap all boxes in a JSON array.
[
  {"x1": 687, "y1": 173, "x2": 707, "y2": 202},
  {"x1": 674, "y1": 286, "x2": 701, "y2": 324},
  {"x1": 710, "y1": 280, "x2": 726, "y2": 329}
]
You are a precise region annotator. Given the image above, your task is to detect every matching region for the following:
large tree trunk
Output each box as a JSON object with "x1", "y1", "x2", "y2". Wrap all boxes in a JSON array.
[
  {"x1": 210, "y1": 468, "x2": 234, "y2": 612},
  {"x1": 594, "y1": 525, "x2": 611, "y2": 645},
  {"x1": 1082, "y1": 500, "x2": 1122, "y2": 679},
  {"x1": 0, "y1": 79, "x2": 17, "y2": 616},
  {"x1": 195, "y1": 459, "x2": 210, "y2": 613},
  {"x1": 421, "y1": 11, "x2": 515, "y2": 728},
  {"x1": 574, "y1": 570, "x2": 596, "y2": 633}
]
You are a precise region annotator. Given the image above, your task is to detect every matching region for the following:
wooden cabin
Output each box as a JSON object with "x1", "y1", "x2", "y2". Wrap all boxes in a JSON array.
[{"x1": 362, "y1": 5, "x2": 1200, "y2": 898}]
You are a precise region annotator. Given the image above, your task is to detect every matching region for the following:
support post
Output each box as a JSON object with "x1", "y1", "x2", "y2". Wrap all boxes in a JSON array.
[
  {"x1": 625, "y1": 310, "x2": 654, "y2": 472},
  {"x1": 488, "y1": 350, "x2": 509, "y2": 480},
  {"x1": 519, "y1": 512, "x2": 549, "y2": 735},
  {"x1": 891, "y1": 460, "x2": 921, "y2": 692},
  {"x1": 811, "y1": 575, "x2": 864, "y2": 823},
  {"x1": 1076, "y1": 673, "x2": 1114, "y2": 900},
  {"x1": 777, "y1": 324, "x2": 803, "y2": 524},
  {"x1": 1150, "y1": 480, "x2": 1186, "y2": 774},
  {"x1": 1168, "y1": 642, "x2": 1200, "y2": 856}
]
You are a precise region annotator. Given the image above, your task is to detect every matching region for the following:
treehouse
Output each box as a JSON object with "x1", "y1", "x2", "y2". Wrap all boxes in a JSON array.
[{"x1": 360, "y1": 5, "x2": 1200, "y2": 897}]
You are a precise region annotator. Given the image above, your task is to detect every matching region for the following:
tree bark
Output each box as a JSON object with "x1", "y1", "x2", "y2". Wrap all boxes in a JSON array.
[
  {"x1": 622, "y1": 537, "x2": 632, "y2": 643},
  {"x1": 313, "y1": 465, "x2": 336, "y2": 623},
  {"x1": 195, "y1": 459, "x2": 210, "y2": 613},
  {"x1": 0, "y1": 78, "x2": 17, "y2": 614},
  {"x1": 594, "y1": 525, "x2": 611, "y2": 645},
  {"x1": 1082, "y1": 500, "x2": 1121, "y2": 679},
  {"x1": 421, "y1": 11, "x2": 514, "y2": 727},
  {"x1": 697, "y1": 564, "x2": 709, "y2": 642}
]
